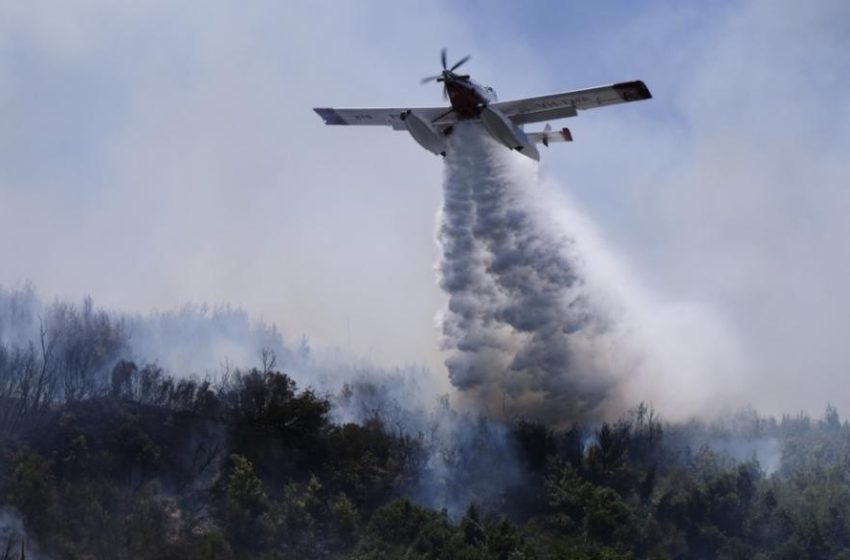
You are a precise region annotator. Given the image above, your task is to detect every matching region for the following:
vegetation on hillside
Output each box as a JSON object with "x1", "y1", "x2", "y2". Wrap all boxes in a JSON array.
[
  {"x1": 2, "y1": 289, "x2": 849, "y2": 559},
  {"x1": 2, "y1": 353, "x2": 850, "y2": 558}
]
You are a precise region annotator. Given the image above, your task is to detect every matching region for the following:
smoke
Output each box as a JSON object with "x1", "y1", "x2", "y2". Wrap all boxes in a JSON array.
[
  {"x1": 0, "y1": 284, "x2": 40, "y2": 349},
  {"x1": 0, "y1": 508, "x2": 49, "y2": 560},
  {"x1": 0, "y1": 283, "x2": 441, "y2": 423},
  {"x1": 0, "y1": 284, "x2": 298, "y2": 375},
  {"x1": 122, "y1": 305, "x2": 304, "y2": 379},
  {"x1": 437, "y1": 124, "x2": 628, "y2": 424}
]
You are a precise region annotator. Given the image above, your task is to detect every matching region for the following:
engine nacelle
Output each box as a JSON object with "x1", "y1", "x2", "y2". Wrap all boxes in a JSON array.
[
  {"x1": 400, "y1": 111, "x2": 447, "y2": 156},
  {"x1": 479, "y1": 105, "x2": 540, "y2": 161}
]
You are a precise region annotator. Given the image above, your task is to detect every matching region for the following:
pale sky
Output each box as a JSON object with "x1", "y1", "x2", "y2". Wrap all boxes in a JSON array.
[{"x1": 1, "y1": 0, "x2": 849, "y2": 416}]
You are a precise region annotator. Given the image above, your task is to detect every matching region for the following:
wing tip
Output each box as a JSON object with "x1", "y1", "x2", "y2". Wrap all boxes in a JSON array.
[
  {"x1": 313, "y1": 107, "x2": 348, "y2": 125},
  {"x1": 635, "y1": 80, "x2": 653, "y2": 99},
  {"x1": 613, "y1": 80, "x2": 653, "y2": 101}
]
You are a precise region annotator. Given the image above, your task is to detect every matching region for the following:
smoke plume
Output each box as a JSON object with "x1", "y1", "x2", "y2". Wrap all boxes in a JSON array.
[
  {"x1": 0, "y1": 507, "x2": 49, "y2": 560},
  {"x1": 438, "y1": 124, "x2": 629, "y2": 424}
]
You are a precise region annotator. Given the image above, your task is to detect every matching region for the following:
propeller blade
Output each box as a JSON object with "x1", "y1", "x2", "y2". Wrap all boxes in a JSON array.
[
  {"x1": 450, "y1": 55, "x2": 471, "y2": 72},
  {"x1": 440, "y1": 48, "x2": 447, "y2": 70},
  {"x1": 443, "y1": 86, "x2": 448, "y2": 100},
  {"x1": 420, "y1": 75, "x2": 441, "y2": 84}
]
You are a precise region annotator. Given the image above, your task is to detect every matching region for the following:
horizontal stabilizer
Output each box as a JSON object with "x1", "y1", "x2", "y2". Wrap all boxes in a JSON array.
[{"x1": 528, "y1": 127, "x2": 573, "y2": 146}]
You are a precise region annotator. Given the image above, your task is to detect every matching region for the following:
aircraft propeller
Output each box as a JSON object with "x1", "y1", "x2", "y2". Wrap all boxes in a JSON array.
[{"x1": 421, "y1": 48, "x2": 471, "y2": 99}]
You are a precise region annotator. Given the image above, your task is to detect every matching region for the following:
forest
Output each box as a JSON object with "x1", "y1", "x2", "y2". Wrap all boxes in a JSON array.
[{"x1": 2, "y1": 290, "x2": 850, "y2": 559}]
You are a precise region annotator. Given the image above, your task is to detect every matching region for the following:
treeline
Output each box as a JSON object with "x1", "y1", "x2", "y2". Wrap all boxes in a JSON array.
[
  {"x1": 0, "y1": 297, "x2": 127, "y2": 437},
  {"x1": 2, "y1": 360, "x2": 850, "y2": 559},
  {"x1": 0, "y1": 285, "x2": 309, "y2": 440}
]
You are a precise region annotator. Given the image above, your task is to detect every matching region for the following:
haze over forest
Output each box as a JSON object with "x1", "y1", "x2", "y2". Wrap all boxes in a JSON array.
[{"x1": 1, "y1": 0, "x2": 850, "y2": 558}]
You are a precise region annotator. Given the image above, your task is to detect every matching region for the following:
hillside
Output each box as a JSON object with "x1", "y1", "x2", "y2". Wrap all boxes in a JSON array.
[{"x1": 2, "y1": 360, "x2": 850, "y2": 559}]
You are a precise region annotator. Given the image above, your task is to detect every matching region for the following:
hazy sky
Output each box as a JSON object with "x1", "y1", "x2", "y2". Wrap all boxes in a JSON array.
[{"x1": 1, "y1": 0, "x2": 849, "y2": 416}]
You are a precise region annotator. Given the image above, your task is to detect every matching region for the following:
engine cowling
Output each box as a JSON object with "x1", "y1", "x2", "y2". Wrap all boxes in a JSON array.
[
  {"x1": 400, "y1": 111, "x2": 448, "y2": 156},
  {"x1": 479, "y1": 105, "x2": 540, "y2": 161}
]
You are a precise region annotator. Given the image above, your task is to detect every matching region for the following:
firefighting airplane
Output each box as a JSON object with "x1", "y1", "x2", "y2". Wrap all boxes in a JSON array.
[{"x1": 314, "y1": 49, "x2": 652, "y2": 161}]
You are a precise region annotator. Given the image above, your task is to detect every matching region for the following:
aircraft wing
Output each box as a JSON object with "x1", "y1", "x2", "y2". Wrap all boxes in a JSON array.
[
  {"x1": 313, "y1": 106, "x2": 457, "y2": 131},
  {"x1": 492, "y1": 80, "x2": 652, "y2": 125}
]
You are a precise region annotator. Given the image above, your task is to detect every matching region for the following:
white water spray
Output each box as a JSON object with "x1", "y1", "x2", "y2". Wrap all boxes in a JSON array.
[
  {"x1": 437, "y1": 123, "x2": 751, "y2": 424},
  {"x1": 437, "y1": 124, "x2": 628, "y2": 423}
]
